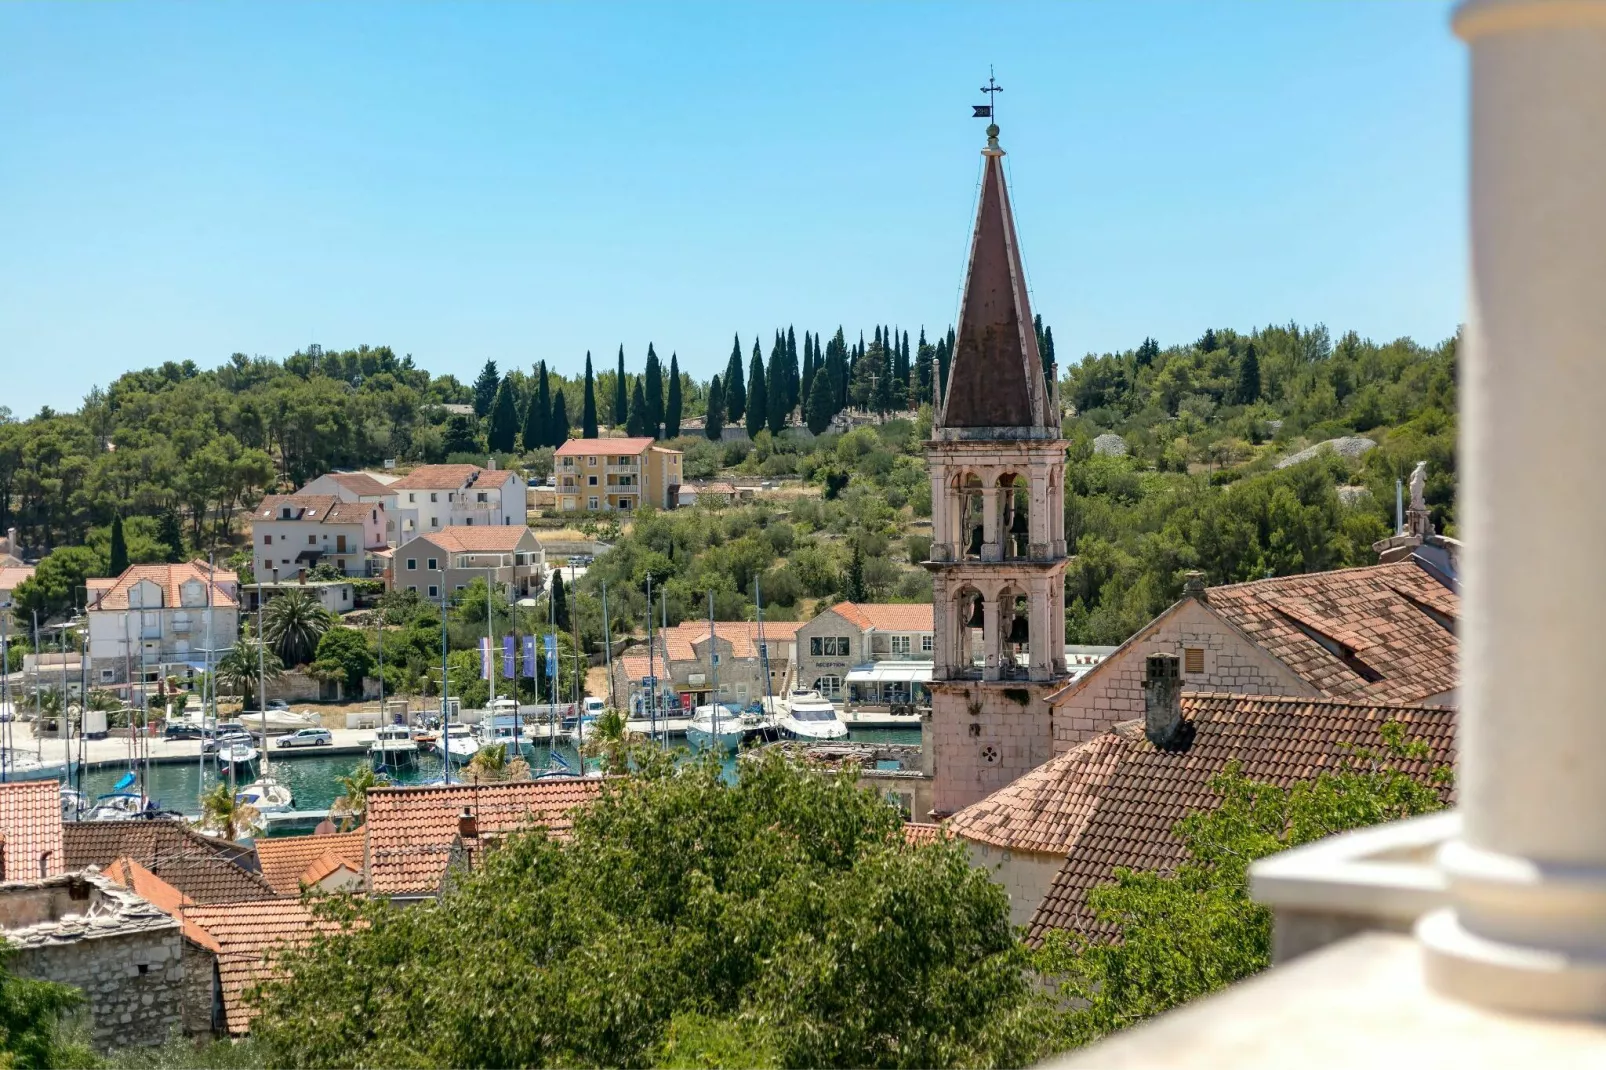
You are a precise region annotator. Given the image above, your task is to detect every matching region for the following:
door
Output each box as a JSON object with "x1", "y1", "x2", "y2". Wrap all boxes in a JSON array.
[{"x1": 336, "y1": 534, "x2": 347, "y2": 553}]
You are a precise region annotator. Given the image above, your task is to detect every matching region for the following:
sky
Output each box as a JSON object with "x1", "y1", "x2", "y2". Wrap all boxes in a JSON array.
[{"x1": 0, "y1": 2, "x2": 1466, "y2": 417}]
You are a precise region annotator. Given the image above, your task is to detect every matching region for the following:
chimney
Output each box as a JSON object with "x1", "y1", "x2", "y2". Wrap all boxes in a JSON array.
[
  {"x1": 487, "y1": 456, "x2": 497, "y2": 471},
  {"x1": 1143, "y1": 653, "x2": 1186, "y2": 749},
  {"x1": 457, "y1": 807, "x2": 478, "y2": 840},
  {"x1": 1182, "y1": 572, "x2": 1208, "y2": 602}
]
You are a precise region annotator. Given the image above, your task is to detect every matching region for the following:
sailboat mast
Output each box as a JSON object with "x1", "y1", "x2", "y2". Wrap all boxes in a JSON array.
[
  {"x1": 707, "y1": 591, "x2": 719, "y2": 744},
  {"x1": 440, "y1": 577, "x2": 451, "y2": 786},
  {"x1": 755, "y1": 578, "x2": 773, "y2": 715},
  {"x1": 645, "y1": 573, "x2": 655, "y2": 746}
]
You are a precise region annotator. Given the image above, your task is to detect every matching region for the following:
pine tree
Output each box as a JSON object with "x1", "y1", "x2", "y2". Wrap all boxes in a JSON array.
[
  {"x1": 1136, "y1": 337, "x2": 1160, "y2": 367},
  {"x1": 705, "y1": 376, "x2": 725, "y2": 441},
  {"x1": 472, "y1": 360, "x2": 500, "y2": 418},
  {"x1": 521, "y1": 364, "x2": 548, "y2": 452},
  {"x1": 487, "y1": 376, "x2": 520, "y2": 453},
  {"x1": 108, "y1": 514, "x2": 129, "y2": 575},
  {"x1": 550, "y1": 390, "x2": 570, "y2": 447},
  {"x1": 746, "y1": 340, "x2": 767, "y2": 440},
  {"x1": 613, "y1": 346, "x2": 628, "y2": 428},
  {"x1": 1199, "y1": 328, "x2": 1219, "y2": 353},
  {"x1": 157, "y1": 509, "x2": 184, "y2": 563},
  {"x1": 551, "y1": 569, "x2": 569, "y2": 629},
  {"x1": 582, "y1": 352, "x2": 599, "y2": 438},
  {"x1": 805, "y1": 368, "x2": 835, "y2": 435},
  {"x1": 767, "y1": 336, "x2": 788, "y2": 436},
  {"x1": 725, "y1": 334, "x2": 746, "y2": 422},
  {"x1": 1236, "y1": 342, "x2": 1262, "y2": 404},
  {"x1": 665, "y1": 353, "x2": 683, "y2": 439},
  {"x1": 626, "y1": 379, "x2": 650, "y2": 438},
  {"x1": 644, "y1": 344, "x2": 663, "y2": 439}
]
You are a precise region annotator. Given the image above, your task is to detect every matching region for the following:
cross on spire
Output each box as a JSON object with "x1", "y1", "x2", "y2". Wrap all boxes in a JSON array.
[{"x1": 975, "y1": 66, "x2": 1002, "y2": 124}]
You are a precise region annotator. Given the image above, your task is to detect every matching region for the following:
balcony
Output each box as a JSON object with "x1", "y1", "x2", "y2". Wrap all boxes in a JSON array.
[
  {"x1": 866, "y1": 648, "x2": 934, "y2": 663},
  {"x1": 606, "y1": 463, "x2": 639, "y2": 475}
]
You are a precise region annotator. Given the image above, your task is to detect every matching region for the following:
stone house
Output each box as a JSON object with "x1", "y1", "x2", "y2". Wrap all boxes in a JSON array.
[
  {"x1": 555, "y1": 437, "x2": 682, "y2": 512},
  {"x1": 0, "y1": 871, "x2": 186, "y2": 1049},
  {"x1": 101, "y1": 858, "x2": 229, "y2": 1036},
  {"x1": 250, "y1": 494, "x2": 388, "y2": 579},
  {"x1": 795, "y1": 602, "x2": 934, "y2": 705},
  {"x1": 389, "y1": 525, "x2": 546, "y2": 602},
  {"x1": 611, "y1": 620, "x2": 802, "y2": 715},
  {"x1": 388, "y1": 463, "x2": 527, "y2": 541},
  {"x1": 85, "y1": 562, "x2": 240, "y2": 691}
]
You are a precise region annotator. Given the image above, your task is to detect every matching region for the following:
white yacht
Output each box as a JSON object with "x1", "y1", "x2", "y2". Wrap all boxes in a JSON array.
[
  {"x1": 440, "y1": 722, "x2": 479, "y2": 764},
  {"x1": 216, "y1": 742, "x2": 259, "y2": 769},
  {"x1": 777, "y1": 689, "x2": 849, "y2": 742},
  {"x1": 235, "y1": 777, "x2": 293, "y2": 815},
  {"x1": 685, "y1": 704, "x2": 747, "y2": 754},
  {"x1": 475, "y1": 717, "x2": 524, "y2": 760},
  {"x1": 369, "y1": 724, "x2": 421, "y2": 769}
]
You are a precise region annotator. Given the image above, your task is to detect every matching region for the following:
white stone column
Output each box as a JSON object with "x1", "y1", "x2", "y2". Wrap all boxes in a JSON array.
[
  {"x1": 982, "y1": 593, "x2": 1000, "y2": 681},
  {"x1": 931, "y1": 469, "x2": 951, "y2": 560},
  {"x1": 1421, "y1": 0, "x2": 1606, "y2": 1017},
  {"x1": 982, "y1": 486, "x2": 1000, "y2": 562}
]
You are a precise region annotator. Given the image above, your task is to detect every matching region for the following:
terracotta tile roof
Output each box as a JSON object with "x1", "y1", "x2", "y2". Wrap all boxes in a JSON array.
[
  {"x1": 319, "y1": 471, "x2": 393, "y2": 496},
  {"x1": 0, "y1": 565, "x2": 35, "y2": 592},
  {"x1": 254, "y1": 495, "x2": 376, "y2": 526},
  {"x1": 90, "y1": 562, "x2": 240, "y2": 611},
  {"x1": 365, "y1": 779, "x2": 606, "y2": 896},
  {"x1": 62, "y1": 821, "x2": 273, "y2": 902},
  {"x1": 1204, "y1": 562, "x2": 1458, "y2": 704},
  {"x1": 555, "y1": 437, "x2": 656, "y2": 457},
  {"x1": 299, "y1": 850, "x2": 360, "y2": 887},
  {"x1": 828, "y1": 602, "x2": 935, "y2": 633},
  {"x1": 102, "y1": 857, "x2": 223, "y2": 953},
  {"x1": 1025, "y1": 693, "x2": 1456, "y2": 947},
  {"x1": 185, "y1": 898, "x2": 338, "y2": 1034},
  {"x1": 389, "y1": 463, "x2": 488, "y2": 490},
  {"x1": 903, "y1": 822, "x2": 944, "y2": 846},
  {"x1": 948, "y1": 733, "x2": 1131, "y2": 855},
  {"x1": 412, "y1": 525, "x2": 535, "y2": 554},
  {"x1": 0, "y1": 782, "x2": 64, "y2": 881},
  {"x1": 253, "y1": 830, "x2": 366, "y2": 895}
]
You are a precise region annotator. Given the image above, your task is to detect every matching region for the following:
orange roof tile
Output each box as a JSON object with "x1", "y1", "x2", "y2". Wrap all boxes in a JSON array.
[
  {"x1": 90, "y1": 562, "x2": 239, "y2": 611},
  {"x1": 1024, "y1": 693, "x2": 1456, "y2": 947},
  {"x1": 903, "y1": 822, "x2": 944, "y2": 846},
  {"x1": 102, "y1": 857, "x2": 223, "y2": 953},
  {"x1": 185, "y1": 898, "x2": 341, "y2": 1034},
  {"x1": 313, "y1": 471, "x2": 393, "y2": 496},
  {"x1": 948, "y1": 733, "x2": 1130, "y2": 855},
  {"x1": 299, "y1": 850, "x2": 360, "y2": 887},
  {"x1": 254, "y1": 495, "x2": 377, "y2": 526},
  {"x1": 0, "y1": 565, "x2": 35, "y2": 592},
  {"x1": 365, "y1": 779, "x2": 605, "y2": 896},
  {"x1": 253, "y1": 830, "x2": 366, "y2": 895},
  {"x1": 409, "y1": 525, "x2": 535, "y2": 554},
  {"x1": 555, "y1": 437, "x2": 656, "y2": 457},
  {"x1": 389, "y1": 463, "x2": 499, "y2": 490},
  {"x1": 63, "y1": 821, "x2": 272, "y2": 902},
  {"x1": 0, "y1": 782, "x2": 64, "y2": 881},
  {"x1": 828, "y1": 602, "x2": 935, "y2": 633}
]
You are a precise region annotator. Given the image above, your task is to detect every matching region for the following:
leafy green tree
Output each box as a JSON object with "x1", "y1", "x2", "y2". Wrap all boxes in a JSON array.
[
  {"x1": 724, "y1": 333, "x2": 747, "y2": 423},
  {"x1": 613, "y1": 346, "x2": 628, "y2": 429},
  {"x1": 644, "y1": 344, "x2": 664, "y2": 439},
  {"x1": 625, "y1": 379, "x2": 650, "y2": 439},
  {"x1": 11, "y1": 546, "x2": 101, "y2": 620},
  {"x1": 665, "y1": 353, "x2": 683, "y2": 439},
  {"x1": 581, "y1": 352, "x2": 599, "y2": 439},
  {"x1": 263, "y1": 588, "x2": 334, "y2": 667},
  {"x1": 108, "y1": 513, "x2": 129, "y2": 575},
  {"x1": 487, "y1": 377, "x2": 520, "y2": 454},
  {"x1": 746, "y1": 341, "x2": 767, "y2": 441},
  {"x1": 521, "y1": 364, "x2": 548, "y2": 453},
  {"x1": 1236, "y1": 342, "x2": 1262, "y2": 404},
  {"x1": 309, "y1": 626, "x2": 375, "y2": 695},
  {"x1": 0, "y1": 943, "x2": 96, "y2": 1068},
  {"x1": 442, "y1": 414, "x2": 482, "y2": 456},
  {"x1": 704, "y1": 376, "x2": 724, "y2": 441},
  {"x1": 472, "y1": 359, "x2": 501, "y2": 418},
  {"x1": 551, "y1": 569, "x2": 569, "y2": 630},
  {"x1": 550, "y1": 391, "x2": 570, "y2": 448},
  {"x1": 248, "y1": 750, "x2": 1051, "y2": 1069},
  {"x1": 1039, "y1": 722, "x2": 1450, "y2": 1047}
]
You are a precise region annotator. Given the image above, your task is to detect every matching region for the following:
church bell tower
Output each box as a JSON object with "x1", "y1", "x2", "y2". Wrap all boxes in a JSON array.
[{"x1": 925, "y1": 120, "x2": 1069, "y2": 816}]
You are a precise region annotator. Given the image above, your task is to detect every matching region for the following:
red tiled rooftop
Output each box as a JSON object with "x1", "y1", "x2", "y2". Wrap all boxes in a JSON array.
[
  {"x1": 253, "y1": 830, "x2": 365, "y2": 895},
  {"x1": 903, "y1": 822, "x2": 944, "y2": 846},
  {"x1": 829, "y1": 602, "x2": 935, "y2": 633},
  {"x1": 948, "y1": 733, "x2": 1130, "y2": 855},
  {"x1": 62, "y1": 821, "x2": 273, "y2": 902},
  {"x1": 390, "y1": 463, "x2": 517, "y2": 490},
  {"x1": 0, "y1": 781, "x2": 64, "y2": 881},
  {"x1": 408, "y1": 525, "x2": 534, "y2": 554},
  {"x1": 91, "y1": 562, "x2": 240, "y2": 611},
  {"x1": 186, "y1": 898, "x2": 340, "y2": 1034},
  {"x1": 254, "y1": 495, "x2": 377, "y2": 526},
  {"x1": 102, "y1": 857, "x2": 223, "y2": 953},
  {"x1": 555, "y1": 437, "x2": 656, "y2": 457}
]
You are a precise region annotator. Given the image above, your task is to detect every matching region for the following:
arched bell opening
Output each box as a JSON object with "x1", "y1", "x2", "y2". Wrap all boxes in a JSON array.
[
  {"x1": 957, "y1": 474, "x2": 986, "y2": 561},
  {"x1": 999, "y1": 587, "x2": 1031, "y2": 680},
  {"x1": 998, "y1": 473, "x2": 1031, "y2": 560},
  {"x1": 955, "y1": 585, "x2": 985, "y2": 678}
]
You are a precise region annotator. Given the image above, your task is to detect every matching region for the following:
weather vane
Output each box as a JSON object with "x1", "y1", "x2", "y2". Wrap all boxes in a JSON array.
[{"x1": 974, "y1": 66, "x2": 1002, "y2": 121}]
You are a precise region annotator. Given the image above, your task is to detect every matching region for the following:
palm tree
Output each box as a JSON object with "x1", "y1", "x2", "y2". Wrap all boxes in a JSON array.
[
  {"x1": 263, "y1": 589, "x2": 334, "y2": 668},
  {"x1": 465, "y1": 744, "x2": 531, "y2": 784},
  {"x1": 331, "y1": 763, "x2": 389, "y2": 831},
  {"x1": 580, "y1": 707, "x2": 632, "y2": 774},
  {"x1": 197, "y1": 783, "x2": 260, "y2": 842},
  {"x1": 215, "y1": 634, "x2": 283, "y2": 709}
]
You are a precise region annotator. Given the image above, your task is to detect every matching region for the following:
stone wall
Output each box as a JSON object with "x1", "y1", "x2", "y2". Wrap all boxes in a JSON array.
[
  {"x1": 928, "y1": 680, "x2": 1058, "y2": 816},
  {"x1": 964, "y1": 840, "x2": 1065, "y2": 928},
  {"x1": 12, "y1": 926, "x2": 186, "y2": 1049},
  {"x1": 1050, "y1": 597, "x2": 1316, "y2": 753},
  {"x1": 180, "y1": 941, "x2": 219, "y2": 1036}
]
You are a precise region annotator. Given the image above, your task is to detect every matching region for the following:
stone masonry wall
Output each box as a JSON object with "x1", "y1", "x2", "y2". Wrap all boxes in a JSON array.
[
  {"x1": 12, "y1": 928, "x2": 186, "y2": 1049},
  {"x1": 965, "y1": 840, "x2": 1065, "y2": 928},
  {"x1": 929, "y1": 680, "x2": 1058, "y2": 816},
  {"x1": 180, "y1": 942, "x2": 218, "y2": 1036},
  {"x1": 1051, "y1": 598, "x2": 1317, "y2": 753}
]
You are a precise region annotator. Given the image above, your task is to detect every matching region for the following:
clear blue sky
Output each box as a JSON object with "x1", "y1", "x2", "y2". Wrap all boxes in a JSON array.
[{"x1": 0, "y1": 2, "x2": 1465, "y2": 416}]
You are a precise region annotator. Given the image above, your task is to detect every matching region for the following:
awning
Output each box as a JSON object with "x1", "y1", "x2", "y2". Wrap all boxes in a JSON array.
[{"x1": 844, "y1": 662, "x2": 932, "y2": 685}]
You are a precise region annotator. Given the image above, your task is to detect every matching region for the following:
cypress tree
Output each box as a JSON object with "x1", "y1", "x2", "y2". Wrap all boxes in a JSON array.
[
  {"x1": 108, "y1": 514, "x2": 129, "y2": 576},
  {"x1": 767, "y1": 337, "x2": 788, "y2": 436},
  {"x1": 613, "y1": 346, "x2": 628, "y2": 428},
  {"x1": 665, "y1": 353, "x2": 683, "y2": 439},
  {"x1": 626, "y1": 379, "x2": 650, "y2": 438},
  {"x1": 805, "y1": 369, "x2": 834, "y2": 435},
  {"x1": 582, "y1": 352, "x2": 599, "y2": 438},
  {"x1": 916, "y1": 327, "x2": 931, "y2": 405},
  {"x1": 644, "y1": 344, "x2": 663, "y2": 439},
  {"x1": 1236, "y1": 342, "x2": 1262, "y2": 404},
  {"x1": 801, "y1": 331, "x2": 816, "y2": 408},
  {"x1": 488, "y1": 376, "x2": 520, "y2": 453},
  {"x1": 551, "y1": 569, "x2": 569, "y2": 629},
  {"x1": 786, "y1": 326, "x2": 799, "y2": 411},
  {"x1": 725, "y1": 334, "x2": 746, "y2": 422},
  {"x1": 550, "y1": 390, "x2": 570, "y2": 447},
  {"x1": 472, "y1": 359, "x2": 500, "y2": 418},
  {"x1": 157, "y1": 509, "x2": 184, "y2": 563},
  {"x1": 844, "y1": 541, "x2": 866, "y2": 602},
  {"x1": 521, "y1": 364, "x2": 548, "y2": 452},
  {"x1": 1042, "y1": 324, "x2": 1056, "y2": 388},
  {"x1": 746, "y1": 341, "x2": 767, "y2": 440},
  {"x1": 705, "y1": 376, "x2": 725, "y2": 441}
]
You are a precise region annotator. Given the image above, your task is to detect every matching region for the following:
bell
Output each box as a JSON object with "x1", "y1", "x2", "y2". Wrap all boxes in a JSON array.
[
  {"x1": 1008, "y1": 614, "x2": 1031, "y2": 644},
  {"x1": 967, "y1": 525, "x2": 984, "y2": 556},
  {"x1": 965, "y1": 599, "x2": 986, "y2": 629},
  {"x1": 1010, "y1": 506, "x2": 1029, "y2": 534}
]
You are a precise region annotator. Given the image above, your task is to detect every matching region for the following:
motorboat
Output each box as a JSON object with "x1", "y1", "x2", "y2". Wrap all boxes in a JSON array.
[
  {"x1": 234, "y1": 777, "x2": 294, "y2": 814},
  {"x1": 557, "y1": 697, "x2": 607, "y2": 744},
  {"x1": 685, "y1": 704, "x2": 748, "y2": 754},
  {"x1": 216, "y1": 742, "x2": 260, "y2": 768},
  {"x1": 777, "y1": 689, "x2": 850, "y2": 742},
  {"x1": 475, "y1": 717, "x2": 524, "y2": 760},
  {"x1": 242, "y1": 707, "x2": 323, "y2": 733},
  {"x1": 439, "y1": 722, "x2": 479, "y2": 764},
  {"x1": 369, "y1": 725, "x2": 421, "y2": 769},
  {"x1": 85, "y1": 791, "x2": 156, "y2": 821}
]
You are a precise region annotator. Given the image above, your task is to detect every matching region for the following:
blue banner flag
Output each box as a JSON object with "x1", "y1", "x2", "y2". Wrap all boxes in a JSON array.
[
  {"x1": 479, "y1": 637, "x2": 491, "y2": 680},
  {"x1": 543, "y1": 633, "x2": 558, "y2": 680},
  {"x1": 523, "y1": 635, "x2": 537, "y2": 677},
  {"x1": 503, "y1": 635, "x2": 515, "y2": 679}
]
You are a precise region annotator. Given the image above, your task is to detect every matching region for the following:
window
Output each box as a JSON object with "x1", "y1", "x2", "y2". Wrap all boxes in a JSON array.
[
  {"x1": 477, "y1": 492, "x2": 487, "y2": 502},
  {"x1": 455, "y1": 584, "x2": 466, "y2": 591},
  {"x1": 891, "y1": 635, "x2": 912, "y2": 654},
  {"x1": 428, "y1": 585, "x2": 439, "y2": 598},
  {"x1": 281, "y1": 507, "x2": 292, "y2": 519},
  {"x1": 466, "y1": 518, "x2": 473, "y2": 525},
  {"x1": 588, "y1": 476, "x2": 598, "y2": 486},
  {"x1": 431, "y1": 517, "x2": 440, "y2": 528},
  {"x1": 811, "y1": 636, "x2": 849, "y2": 657},
  {"x1": 588, "y1": 497, "x2": 599, "y2": 510},
  {"x1": 263, "y1": 534, "x2": 272, "y2": 545},
  {"x1": 711, "y1": 653, "x2": 720, "y2": 666},
  {"x1": 408, "y1": 585, "x2": 417, "y2": 593},
  {"x1": 100, "y1": 668, "x2": 115, "y2": 683},
  {"x1": 426, "y1": 558, "x2": 438, "y2": 570},
  {"x1": 618, "y1": 499, "x2": 632, "y2": 511},
  {"x1": 408, "y1": 493, "x2": 416, "y2": 503},
  {"x1": 430, "y1": 492, "x2": 438, "y2": 503},
  {"x1": 588, "y1": 456, "x2": 597, "y2": 466},
  {"x1": 406, "y1": 559, "x2": 417, "y2": 570},
  {"x1": 308, "y1": 535, "x2": 316, "y2": 544},
  {"x1": 921, "y1": 634, "x2": 934, "y2": 653},
  {"x1": 1184, "y1": 647, "x2": 1206, "y2": 675},
  {"x1": 814, "y1": 675, "x2": 842, "y2": 698}
]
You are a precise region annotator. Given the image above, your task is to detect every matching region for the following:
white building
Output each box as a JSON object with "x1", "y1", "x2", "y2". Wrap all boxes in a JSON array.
[
  {"x1": 251, "y1": 495, "x2": 388, "y2": 579},
  {"x1": 296, "y1": 470, "x2": 400, "y2": 543},
  {"x1": 388, "y1": 464, "x2": 527, "y2": 541},
  {"x1": 86, "y1": 563, "x2": 239, "y2": 690}
]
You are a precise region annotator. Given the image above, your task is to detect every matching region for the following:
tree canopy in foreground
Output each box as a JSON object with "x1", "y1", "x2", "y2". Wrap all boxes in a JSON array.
[{"x1": 248, "y1": 750, "x2": 1052, "y2": 1068}]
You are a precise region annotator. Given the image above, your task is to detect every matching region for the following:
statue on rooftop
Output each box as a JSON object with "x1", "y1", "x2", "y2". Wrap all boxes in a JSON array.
[{"x1": 1409, "y1": 461, "x2": 1428, "y2": 513}]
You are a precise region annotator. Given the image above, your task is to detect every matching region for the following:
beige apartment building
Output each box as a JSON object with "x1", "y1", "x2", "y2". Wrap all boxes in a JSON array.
[
  {"x1": 388, "y1": 526, "x2": 546, "y2": 602},
  {"x1": 554, "y1": 438, "x2": 681, "y2": 512}
]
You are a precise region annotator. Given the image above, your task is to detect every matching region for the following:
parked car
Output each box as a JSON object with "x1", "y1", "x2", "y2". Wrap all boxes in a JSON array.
[
  {"x1": 163, "y1": 722, "x2": 207, "y2": 741},
  {"x1": 275, "y1": 727, "x2": 333, "y2": 749},
  {"x1": 203, "y1": 731, "x2": 253, "y2": 755}
]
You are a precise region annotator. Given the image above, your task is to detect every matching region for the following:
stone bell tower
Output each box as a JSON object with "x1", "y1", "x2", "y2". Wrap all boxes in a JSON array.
[{"x1": 925, "y1": 121, "x2": 1068, "y2": 816}]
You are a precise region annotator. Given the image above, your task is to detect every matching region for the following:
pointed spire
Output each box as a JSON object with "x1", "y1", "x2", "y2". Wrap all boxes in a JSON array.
[{"x1": 936, "y1": 123, "x2": 1055, "y2": 435}]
